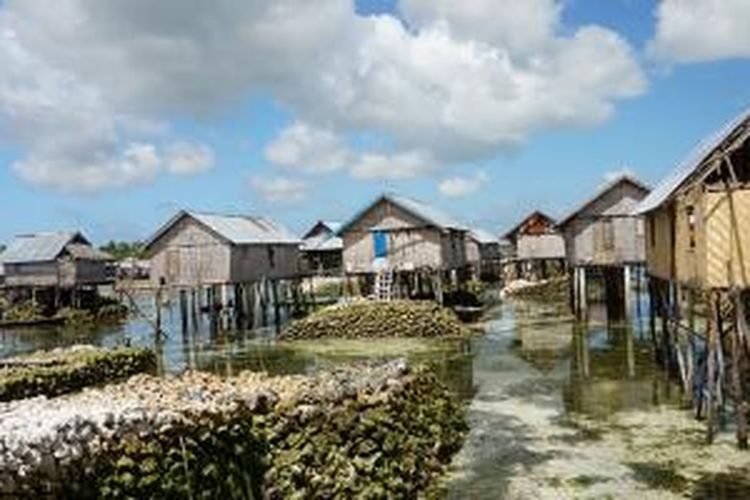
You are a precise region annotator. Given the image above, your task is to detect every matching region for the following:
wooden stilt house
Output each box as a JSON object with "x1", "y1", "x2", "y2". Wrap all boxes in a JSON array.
[
  {"x1": 634, "y1": 107, "x2": 750, "y2": 447},
  {"x1": 557, "y1": 175, "x2": 651, "y2": 317},
  {"x1": 465, "y1": 228, "x2": 502, "y2": 281},
  {"x1": 0, "y1": 231, "x2": 114, "y2": 308},
  {"x1": 501, "y1": 211, "x2": 566, "y2": 281},
  {"x1": 142, "y1": 210, "x2": 302, "y2": 332},
  {"x1": 144, "y1": 210, "x2": 300, "y2": 288},
  {"x1": 300, "y1": 221, "x2": 343, "y2": 276},
  {"x1": 338, "y1": 193, "x2": 468, "y2": 300}
]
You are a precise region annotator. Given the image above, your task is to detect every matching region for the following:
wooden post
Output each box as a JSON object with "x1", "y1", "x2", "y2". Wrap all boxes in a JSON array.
[
  {"x1": 179, "y1": 289, "x2": 188, "y2": 334},
  {"x1": 624, "y1": 265, "x2": 632, "y2": 319},
  {"x1": 578, "y1": 267, "x2": 587, "y2": 319},
  {"x1": 686, "y1": 288, "x2": 696, "y2": 407},
  {"x1": 190, "y1": 288, "x2": 198, "y2": 329},
  {"x1": 155, "y1": 286, "x2": 163, "y2": 337},
  {"x1": 732, "y1": 290, "x2": 748, "y2": 448},
  {"x1": 635, "y1": 265, "x2": 642, "y2": 321},
  {"x1": 706, "y1": 292, "x2": 718, "y2": 444},
  {"x1": 272, "y1": 280, "x2": 281, "y2": 332},
  {"x1": 246, "y1": 283, "x2": 255, "y2": 329},
  {"x1": 261, "y1": 279, "x2": 269, "y2": 327},
  {"x1": 648, "y1": 277, "x2": 657, "y2": 350}
]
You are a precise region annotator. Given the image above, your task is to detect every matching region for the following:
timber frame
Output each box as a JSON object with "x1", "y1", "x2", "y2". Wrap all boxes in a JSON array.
[{"x1": 636, "y1": 108, "x2": 750, "y2": 448}]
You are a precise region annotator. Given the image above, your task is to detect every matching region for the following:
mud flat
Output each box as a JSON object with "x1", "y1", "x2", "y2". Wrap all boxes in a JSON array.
[{"x1": 0, "y1": 360, "x2": 466, "y2": 498}]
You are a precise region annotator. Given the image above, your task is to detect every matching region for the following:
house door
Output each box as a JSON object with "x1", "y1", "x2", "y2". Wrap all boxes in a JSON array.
[{"x1": 373, "y1": 231, "x2": 388, "y2": 258}]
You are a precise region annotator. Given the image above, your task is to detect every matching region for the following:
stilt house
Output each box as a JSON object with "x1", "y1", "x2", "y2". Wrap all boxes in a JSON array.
[
  {"x1": 558, "y1": 175, "x2": 650, "y2": 317},
  {"x1": 300, "y1": 221, "x2": 343, "y2": 276},
  {"x1": 466, "y1": 228, "x2": 502, "y2": 280},
  {"x1": 143, "y1": 211, "x2": 300, "y2": 288},
  {"x1": 636, "y1": 108, "x2": 750, "y2": 290},
  {"x1": 0, "y1": 232, "x2": 113, "y2": 290},
  {"x1": 559, "y1": 175, "x2": 650, "y2": 268},
  {"x1": 338, "y1": 194, "x2": 468, "y2": 275},
  {"x1": 634, "y1": 107, "x2": 750, "y2": 447},
  {"x1": 502, "y1": 211, "x2": 566, "y2": 280}
]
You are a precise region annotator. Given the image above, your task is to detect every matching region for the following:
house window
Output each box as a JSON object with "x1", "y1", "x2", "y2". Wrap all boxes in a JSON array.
[
  {"x1": 268, "y1": 247, "x2": 276, "y2": 268},
  {"x1": 686, "y1": 206, "x2": 696, "y2": 250}
]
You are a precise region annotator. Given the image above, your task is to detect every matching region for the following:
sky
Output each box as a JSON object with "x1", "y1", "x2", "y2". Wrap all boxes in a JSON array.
[{"x1": 0, "y1": 0, "x2": 749, "y2": 244}]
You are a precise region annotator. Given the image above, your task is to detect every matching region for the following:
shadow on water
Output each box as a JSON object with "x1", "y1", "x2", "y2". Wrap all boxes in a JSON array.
[{"x1": 0, "y1": 292, "x2": 477, "y2": 398}]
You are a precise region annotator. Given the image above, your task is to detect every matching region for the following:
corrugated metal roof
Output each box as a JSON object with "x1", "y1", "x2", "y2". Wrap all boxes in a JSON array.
[
  {"x1": 469, "y1": 228, "x2": 499, "y2": 244},
  {"x1": 300, "y1": 228, "x2": 343, "y2": 252},
  {"x1": 557, "y1": 175, "x2": 650, "y2": 228},
  {"x1": 636, "y1": 107, "x2": 750, "y2": 214},
  {"x1": 189, "y1": 212, "x2": 300, "y2": 245},
  {"x1": 338, "y1": 193, "x2": 467, "y2": 235},
  {"x1": 65, "y1": 244, "x2": 113, "y2": 261},
  {"x1": 0, "y1": 232, "x2": 85, "y2": 264},
  {"x1": 386, "y1": 194, "x2": 467, "y2": 230}
]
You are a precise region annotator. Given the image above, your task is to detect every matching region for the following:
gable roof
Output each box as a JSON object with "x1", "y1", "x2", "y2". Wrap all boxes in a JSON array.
[
  {"x1": 66, "y1": 244, "x2": 114, "y2": 261},
  {"x1": 338, "y1": 193, "x2": 467, "y2": 234},
  {"x1": 301, "y1": 221, "x2": 343, "y2": 252},
  {"x1": 144, "y1": 211, "x2": 300, "y2": 251},
  {"x1": 636, "y1": 107, "x2": 750, "y2": 215},
  {"x1": 302, "y1": 220, "x2": 342, "y2": 241},
  {"x1": 501, "y1": 211, "x2": 557, "y2": 241},
  {"x1": 0, "y1": 232, "x2": 89, "y2": 264},
  {"x1": 557, "y1": 175, "x2": 651, "y2": 228}
]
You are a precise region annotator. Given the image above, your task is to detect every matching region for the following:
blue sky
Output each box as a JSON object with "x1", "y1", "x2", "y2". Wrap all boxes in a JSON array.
[{"x1": 0, "y1": 0, "x2": 749, "y2": 244}]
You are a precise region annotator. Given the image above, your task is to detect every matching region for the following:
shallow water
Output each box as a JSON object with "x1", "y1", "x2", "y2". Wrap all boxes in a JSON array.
[{"x1": 2, "y1": 294, "x2": 750, "y2": 498}]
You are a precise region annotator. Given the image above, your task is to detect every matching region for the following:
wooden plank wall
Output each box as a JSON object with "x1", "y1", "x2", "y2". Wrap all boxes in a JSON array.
[{"x1": 705, "y1": 189, "x2": 750, "y2": 288}]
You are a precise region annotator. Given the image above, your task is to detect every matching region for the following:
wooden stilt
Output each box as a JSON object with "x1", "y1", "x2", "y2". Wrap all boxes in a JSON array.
[
  {"x1": 579, "y1": 267, "x2": 587, "y2": 320},
  {"x1": 272, "y1": 280, "x2": 281, "y2": 329},
  {"x1": 155, "y1": 286, "x2": 163, "y2": 338},
  {"x1": 190, "y1": 288, "x2": 198, "y2": 329},
  {"x1": 706, "y1": 293, "x2": 718, "y2": 443},
  {"x1": 624, "y1": 265, "x2": 632, "y2": 319},
  {"x1": 179, "y1": 289, "x2": 188, "y2": 334}
]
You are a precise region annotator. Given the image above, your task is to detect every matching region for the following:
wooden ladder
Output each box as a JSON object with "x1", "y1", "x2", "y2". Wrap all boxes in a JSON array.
[{"x1": 375, "y1": 270, "x2": 394, "y2": 301}]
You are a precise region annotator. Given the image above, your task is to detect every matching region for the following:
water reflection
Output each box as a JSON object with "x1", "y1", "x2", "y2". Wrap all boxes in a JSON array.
[{"x1": 0, "y1": 292, "x2": 708, "y2": 498}]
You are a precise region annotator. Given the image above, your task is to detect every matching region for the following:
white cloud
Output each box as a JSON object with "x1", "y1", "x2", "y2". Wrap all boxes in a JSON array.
[
  {"x1": 0, "y1": 0, "x2": 646, "y2": 192},
  {"x1": 164, "y1": 142, "x2": 214, "y2": 175},
  {"x1": 351, "y1": 150, "x2": 437, "y2": 180},
  {"x1": 400, "y1": 0, "x2": 560, "y2": 54},
  {"x1": 264, "y1": 121, "x2": 351, "y2": 173},
  {"x1": 649, "y1": 0, "x2": 750, "y2": 63},
  {"x1": 438, "y1": 170, "x2": 489, "y2": 198},
  {"x1": 250, "y1": 175, "x2": 310, "y2": 204},
  {"x1": 12, "y1": 143, "x2": 162, "y2": 193}
]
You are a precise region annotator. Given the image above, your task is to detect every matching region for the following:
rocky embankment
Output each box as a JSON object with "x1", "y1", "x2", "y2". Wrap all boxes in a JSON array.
[
  {"x1": 0, "y1": 345, "x2": 156, "y2": 402},
  {"x1": 282, "y1": 300, "x2": 470, "y2": 339},
  {"x1": 0, "y1": 361, "x2": 467, "y2": 498}
]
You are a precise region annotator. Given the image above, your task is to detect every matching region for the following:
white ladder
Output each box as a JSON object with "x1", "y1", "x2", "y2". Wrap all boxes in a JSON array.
[{"x1": 375, "y1": 270, "x2": 394, "y2": 301}]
